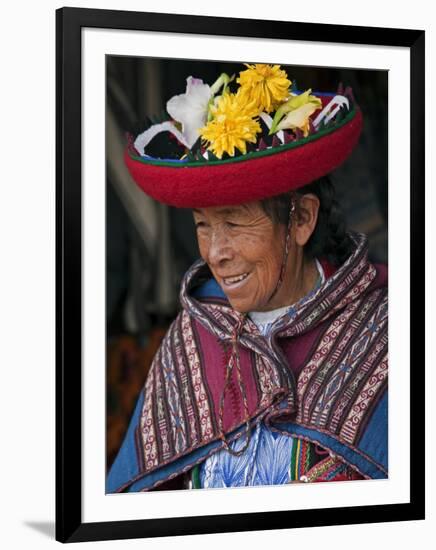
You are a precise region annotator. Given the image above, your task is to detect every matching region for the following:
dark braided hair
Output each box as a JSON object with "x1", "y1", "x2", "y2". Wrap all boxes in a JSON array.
[{"x1": 260, "y1": 175, "x2": 354, "y2": 267}]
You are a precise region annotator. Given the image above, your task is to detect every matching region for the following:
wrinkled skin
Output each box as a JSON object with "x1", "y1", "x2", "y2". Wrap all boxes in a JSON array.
[{"x1": 192, "y1": 198, "x2": 319, "y2": 313}]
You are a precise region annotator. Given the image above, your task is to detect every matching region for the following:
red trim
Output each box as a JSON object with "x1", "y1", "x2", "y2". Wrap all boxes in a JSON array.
[{"x1": 319, "y1": 258, "x2": 337, "y2": 279}]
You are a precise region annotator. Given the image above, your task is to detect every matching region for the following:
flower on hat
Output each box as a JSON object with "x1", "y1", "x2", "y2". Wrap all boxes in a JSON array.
[
  {"x1": 134, "y1": 73, "x2": 231, "y2": 155},
  {"x1": 199, "y1": 90, "x2": 261, "y2": 159},
  {"x1": 269, "y1": 89, "x2": 322, "y2": 137},
  {"x1": 166, "y1": 76, "x2": 212, "y2": 148},
  {"x1": 132, "y1": 64, "x2": 352, "y2": 163},
  {"x1": 236, "y1": 64, "x2": 291, "y2": 113},
  {"x1": 125, "y1": 67, "x2": 362, "y2": 208}
]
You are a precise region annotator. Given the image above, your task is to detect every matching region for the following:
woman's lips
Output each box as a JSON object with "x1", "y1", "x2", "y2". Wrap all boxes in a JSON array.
[{"x1": 221, "y1": 272, "x2": 251, "y2": 292}]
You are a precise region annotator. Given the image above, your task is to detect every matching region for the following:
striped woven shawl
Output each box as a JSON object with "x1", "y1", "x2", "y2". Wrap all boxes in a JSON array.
[{"x1": 107, "y1": 231, "x2": 388, "y2": 492}]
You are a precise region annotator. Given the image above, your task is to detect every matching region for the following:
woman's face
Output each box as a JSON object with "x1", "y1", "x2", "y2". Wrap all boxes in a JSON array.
[{"x1": 193, "y1": 201, "x2": 291, "y2": 313}]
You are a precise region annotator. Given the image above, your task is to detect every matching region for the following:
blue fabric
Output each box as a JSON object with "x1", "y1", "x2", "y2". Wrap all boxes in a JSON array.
[
  {"x1": 109, "y1": 417, "x2": 263, "y2": 492},
  {"x1": 192, "y1": 278, "x2": 226, "y2": 299},
  {"x1": 358, "y1": 389, "x2": 388, "y2": 472},
  {"x1": 272, "y1": 404, "x2": 388, "y2": 480},
  {"x1": 197, "y1": 388, "x2": 388, "y2": 488},
  {"x1": 106, "y1": 273, "x2": 388, "y2": 492},
  {"x1": 197, "y1": 274, "x2": 325, "y2": 489},
  {"x1": 106, "y1": 277, "x2": 226, "y2": 493},
  {"x1": 106, "y1": 390, "x2": 145, "y2": 493},
  {"x1": 292, "y1": 89, "x2": 335, "y2": 98},
  {"x1": 199, "y1": 420, "x2": 296, "y2": 488}
]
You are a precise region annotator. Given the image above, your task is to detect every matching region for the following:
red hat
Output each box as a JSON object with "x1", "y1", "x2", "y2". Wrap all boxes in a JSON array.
[{"x1": 124, "y1": 66, "x2": 363, "y2": 208}]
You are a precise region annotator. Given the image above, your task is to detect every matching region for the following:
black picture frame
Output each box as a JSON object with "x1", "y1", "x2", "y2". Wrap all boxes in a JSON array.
[{"x1": 56, "y1": 6, "x2": 425, "y2": 543}]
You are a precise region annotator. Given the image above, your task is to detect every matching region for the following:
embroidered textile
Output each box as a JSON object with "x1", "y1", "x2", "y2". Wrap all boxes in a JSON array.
[
  {"x1": 198, "y1": 258, "x2": 328, "y2": 488},
  {"x1": 107, "y1": 231, "x2": 388, "y2": 492}
]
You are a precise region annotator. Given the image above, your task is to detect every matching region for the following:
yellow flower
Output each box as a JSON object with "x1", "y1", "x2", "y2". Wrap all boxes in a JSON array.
[
  {"x1": 199, "y1": 91, "x2": 261, "y2": 159},
  {"x1": 277, "y1": 103, "x2": 316, "y2": 137},
  {"x1": 270, "y1": 89, "x2": 322, "y2": 137},
  {"x1": 236, "y1": 64, "x2": 291, "y2": 113}
]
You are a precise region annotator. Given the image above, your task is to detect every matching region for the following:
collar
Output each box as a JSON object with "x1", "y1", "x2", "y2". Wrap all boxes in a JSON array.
[{"x1": 180, "y1": 231, "x2": 377, "y2": 341}]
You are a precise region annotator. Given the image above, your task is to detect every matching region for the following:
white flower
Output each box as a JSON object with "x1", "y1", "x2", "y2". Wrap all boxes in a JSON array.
[
  {"x1": 134, "y1": 120, "x2": 191, "y2": 155},
  {"x1": 166, "y1": 76, "x2": 212, "y2": 148},
  {"x1": 133, "y1": 74, "x2": 230, "y2": 156}
]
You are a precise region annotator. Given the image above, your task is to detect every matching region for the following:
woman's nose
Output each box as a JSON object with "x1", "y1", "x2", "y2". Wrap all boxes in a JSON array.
[{"x1": 207, "y1": 228, "x2": 234, "y2": 267}]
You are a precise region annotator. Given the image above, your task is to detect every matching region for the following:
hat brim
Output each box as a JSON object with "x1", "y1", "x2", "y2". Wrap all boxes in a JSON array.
[{"x1": 124, "y1": 104, "x2": 363, "y2": 208}]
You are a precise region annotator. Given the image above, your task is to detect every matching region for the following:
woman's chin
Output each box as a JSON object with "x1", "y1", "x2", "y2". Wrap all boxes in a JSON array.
[
  {"x1": 226, "y1": 294, "x2": 261, "y2": 314},
  {"x1": 228, "y1": 301, "x2": 249, "y2": 314}
]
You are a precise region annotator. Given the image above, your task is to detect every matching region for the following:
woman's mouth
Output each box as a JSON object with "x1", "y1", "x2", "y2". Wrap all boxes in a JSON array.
[{"x1": 221, "y1": 272, "x2": 250, "y2": 291}]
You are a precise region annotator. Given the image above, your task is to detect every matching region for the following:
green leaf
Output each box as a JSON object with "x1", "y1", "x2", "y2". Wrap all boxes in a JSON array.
[{"x1": 207, "y1": 151, "x2": 219, "y2": 161}]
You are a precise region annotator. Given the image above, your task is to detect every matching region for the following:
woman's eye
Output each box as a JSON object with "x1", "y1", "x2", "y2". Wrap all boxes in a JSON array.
[
  {"x1": 195, "y1": 221, "x2": 206, "y2": 229},
  {"x1": 226, "y1": 221, "x2": 239, "y2": 228}
]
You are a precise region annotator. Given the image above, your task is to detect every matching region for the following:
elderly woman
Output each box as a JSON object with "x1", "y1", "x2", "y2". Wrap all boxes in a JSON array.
[{"x1": 106, "y1": 64, "x2": 388, "y2": 492}]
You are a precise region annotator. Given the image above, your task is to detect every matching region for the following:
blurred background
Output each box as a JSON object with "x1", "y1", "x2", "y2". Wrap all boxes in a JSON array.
[{"x1": 105, "y1": 57, "x2": 388, "y2": 471}]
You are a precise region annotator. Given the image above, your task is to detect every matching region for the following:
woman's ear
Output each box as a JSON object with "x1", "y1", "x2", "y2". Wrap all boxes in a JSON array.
[{"x1": 294, "y1": 193, "x2": 320, "y2": 247}]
